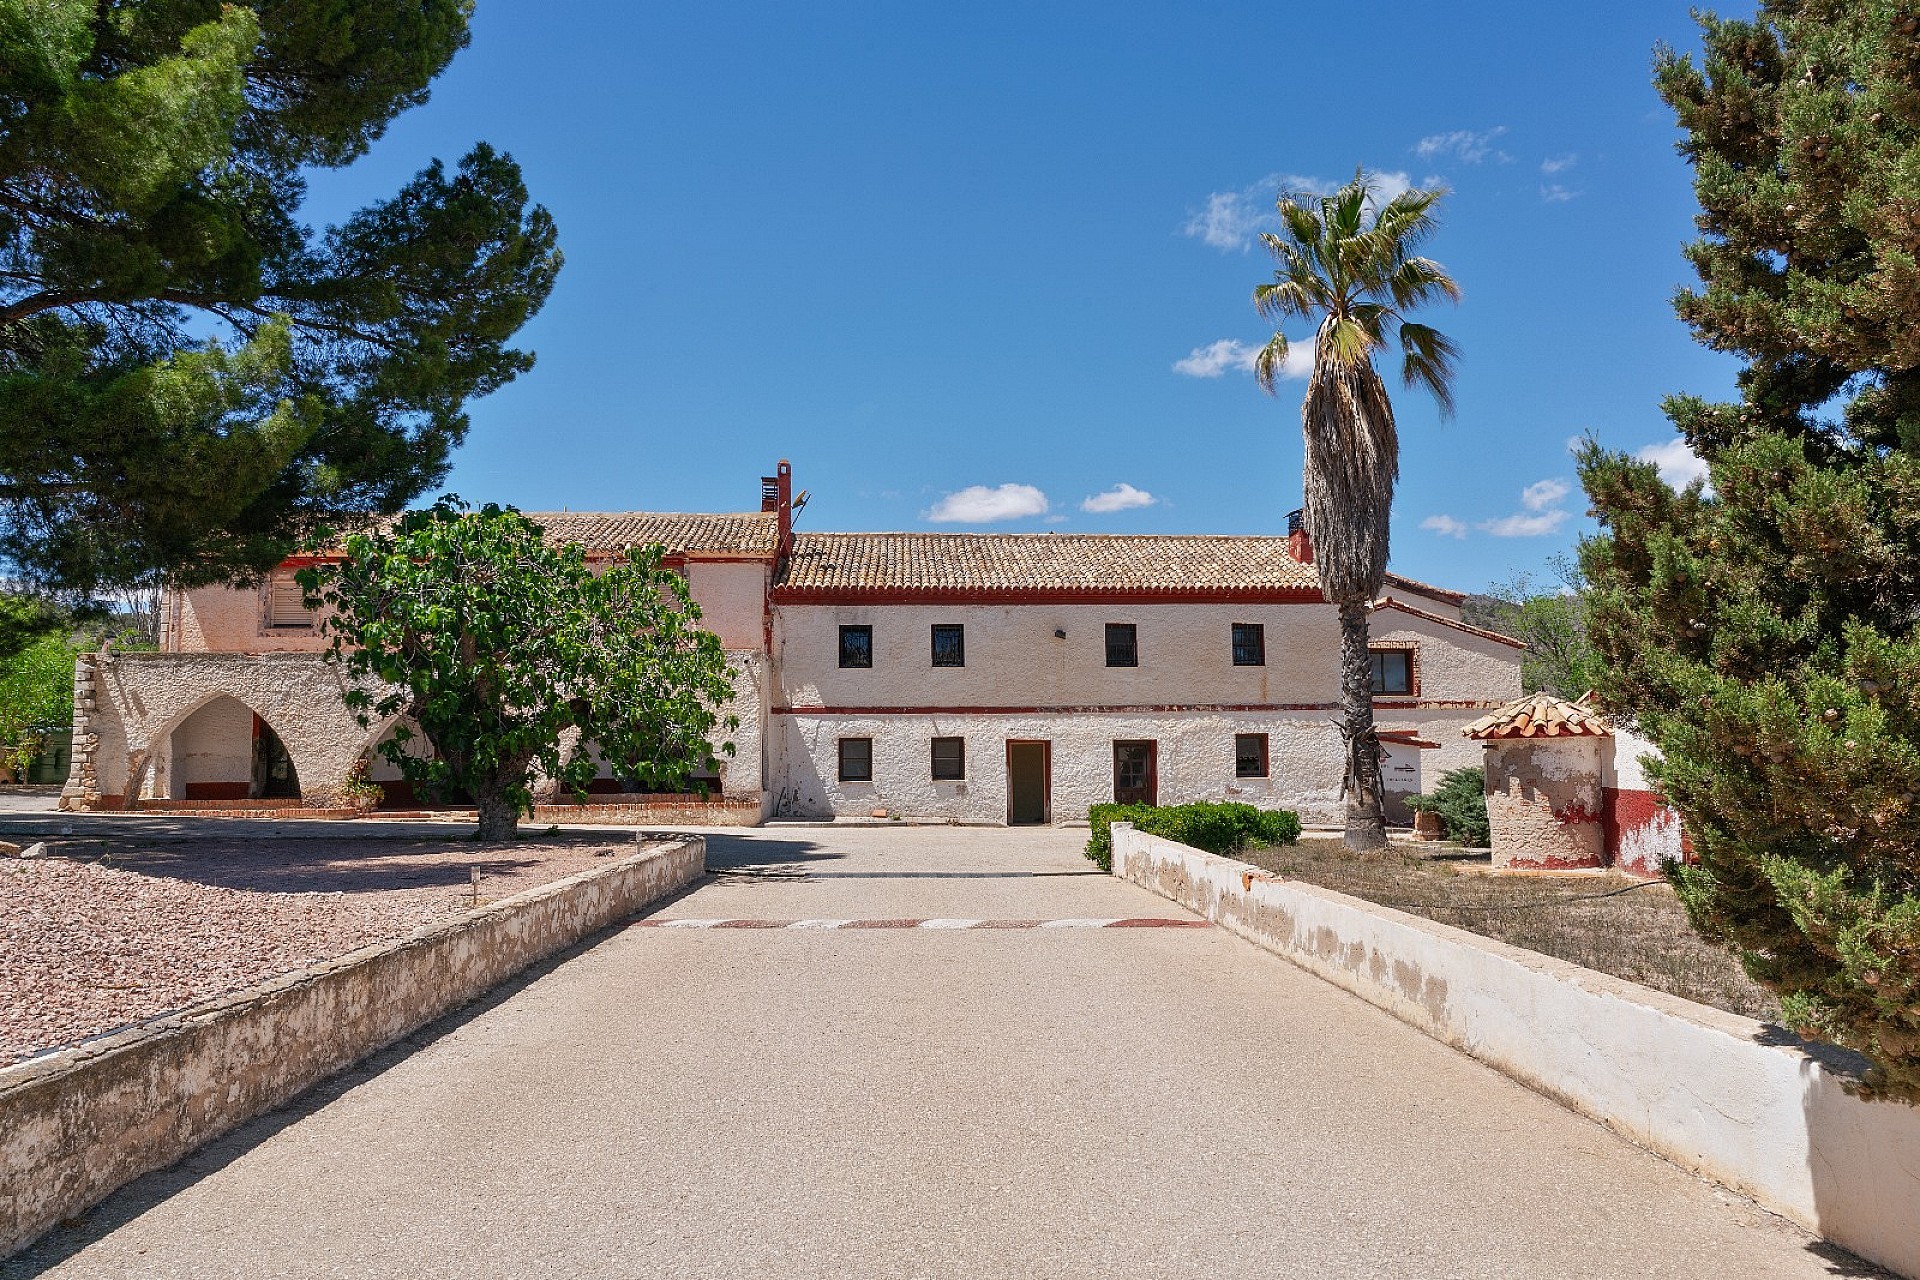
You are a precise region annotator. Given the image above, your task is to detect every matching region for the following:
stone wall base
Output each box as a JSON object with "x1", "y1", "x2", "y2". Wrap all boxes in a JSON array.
[{"x1": 0, "y1": 837, "x2": 705, "y2": 1258}]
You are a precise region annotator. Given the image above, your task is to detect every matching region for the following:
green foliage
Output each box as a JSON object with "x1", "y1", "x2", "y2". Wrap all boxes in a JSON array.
[
  {"x1": 1463, "y1": 556, "x2": 1599, "y2": 698},
  {"x1": 302, "y1": 501, "x2": 739, "y2": 840},
  {"x1": 1085, "y1": 801, "x2": 1302, "y2": 872},
  {"x1": 0, "y1": 1, "x2": 561, "y2": 597},
  {"x1": 1406, "y1": 767, "x2": 1490, "y2": 848},
  {"x1": 1579, "y1": 4, "x2": 1920, "y2": 1099},
  {"x1": 0, "y1": 630, "x2": 75, "y2": 777}
]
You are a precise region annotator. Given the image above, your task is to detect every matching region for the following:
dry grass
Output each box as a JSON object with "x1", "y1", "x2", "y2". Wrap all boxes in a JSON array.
[{"x1": 1235, "y1": 837, "x2": 1781, "y2": 1023}]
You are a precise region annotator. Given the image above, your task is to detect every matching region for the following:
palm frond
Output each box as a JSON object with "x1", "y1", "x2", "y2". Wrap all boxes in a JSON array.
[
  {"x1": 1399, "y1": 321, "x2": 1462, "y2": 419},
  {"x1": 1253, "y1": 333, "x2": 1293, "y2": 395}
]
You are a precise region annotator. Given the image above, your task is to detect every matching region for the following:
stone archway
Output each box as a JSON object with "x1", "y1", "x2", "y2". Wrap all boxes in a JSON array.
[{"x1": 161, "y1": 695, "x2": 301, "y2": 801}]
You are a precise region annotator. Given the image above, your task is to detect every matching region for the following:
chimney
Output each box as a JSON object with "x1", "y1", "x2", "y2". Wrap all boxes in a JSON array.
[
  {"x1": 1285, "y1": 507, "x2": 1313, "y2": 563},
  {"x1": 763, "y1": 460, "x2": 794, "y2": 560}
]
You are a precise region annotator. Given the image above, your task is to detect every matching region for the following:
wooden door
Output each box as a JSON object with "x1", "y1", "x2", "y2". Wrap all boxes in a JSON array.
[
  {"x1": 1112, "y1": 740, "x2": 1156, "y2": 806},
  {"x1": 1007, "y1": 740, "x2": 1050, "y2": 824}
]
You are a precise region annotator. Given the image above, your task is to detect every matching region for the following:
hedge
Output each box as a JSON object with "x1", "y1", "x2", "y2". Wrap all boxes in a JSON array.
[{"x1": 1084, "y1": 800, "x2": 1302, "y2": 871}]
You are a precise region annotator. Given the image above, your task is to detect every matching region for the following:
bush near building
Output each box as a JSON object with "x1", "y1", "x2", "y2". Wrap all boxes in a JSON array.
[
  {"x1": 1406, "y1": 767, "x2": 1491, "y2": 848},
  {"x1": 0, "y1": 632, "x2": 76, "y2": 779},
  {"x1": 1085, "y1": 801, "x2": 1302, "y2": 871}
]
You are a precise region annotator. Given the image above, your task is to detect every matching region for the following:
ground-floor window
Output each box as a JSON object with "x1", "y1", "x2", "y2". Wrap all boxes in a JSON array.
[
  {"x1": 838, "y1": 737, "x2": 873, "y2": 782},
  {"x1": 1234, "y1": 732, "x2": 1269, "y2": 778},
  {"x1": 931, "y1": 736, "x2": 965, "y2": 780}
]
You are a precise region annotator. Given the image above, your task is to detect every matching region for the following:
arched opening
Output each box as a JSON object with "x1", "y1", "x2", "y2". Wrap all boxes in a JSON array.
[
  {"x1": 167, "y1": 696, "x2": 300, "y2": 801},
  {"x1": 571, "y1": 738, "x2": 722, "y2": 799},
  {"x1": 359, "y1": 719, "x2": 469, "y2": 808}
]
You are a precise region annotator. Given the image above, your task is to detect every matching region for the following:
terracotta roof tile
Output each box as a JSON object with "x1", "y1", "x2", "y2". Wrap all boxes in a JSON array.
[
  {"x1": 525, "y1": 512, "x2": 778, "y2": 555},
  {"x1": 779, "y1": 532, "x2": 1322, "y2": 593},
  {"x1": 1463, "y1": 692, "x2": 1613, "y2": 741}
]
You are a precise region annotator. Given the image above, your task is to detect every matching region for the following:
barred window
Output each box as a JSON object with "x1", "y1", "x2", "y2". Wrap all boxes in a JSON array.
[
  {"x1": 839, "y1": 625, "x2": 873, "y2": 669},
  {"x1": 1105, "y1": 623, "x2": 1138, "y2": 667},
  {"x1": 931, "y1": 624, "x2": 965, "y2": 668},
  {"x1": 1235, "y1": 733, "x2": 1269, "y2": 779},
  {"x1": 1232, "y1": 623, "x2": 1265, "y2": 666}
]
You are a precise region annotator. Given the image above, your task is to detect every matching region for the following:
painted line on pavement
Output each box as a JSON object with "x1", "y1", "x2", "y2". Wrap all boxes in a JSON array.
[{"x1": 633, "y1": 918, "x2": 1208, "y2": 930}]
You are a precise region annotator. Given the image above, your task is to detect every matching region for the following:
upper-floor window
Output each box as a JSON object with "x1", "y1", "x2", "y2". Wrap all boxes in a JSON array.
[
  {"x1": 839, "y1": 624, "x2": 873, "y2": 669},
  {"x1": 931, "y1": 736, "x2": 966, "y2": 780},
  {"x1": 1370, "y1": 648, "x2": 1414, "y2": 697},
  {"x1": 1105, "y1": 622, "x2": 1138, "y2": 667},
  {"x1": 1231, "y1": 622, "x2": 1266, "y2": 666},
  {"x1": 838, "y1": 737, "x2": 873, "y2": 782},
  {"x1": 265, "y1": 571, "x2": 314, "y2": 630},
  {"x1": 1235, "y1": 733, "x2": 1269, "y2": 778},
  {"x1": 931, "y1": 624, "x2": 965, "y2": 668}
]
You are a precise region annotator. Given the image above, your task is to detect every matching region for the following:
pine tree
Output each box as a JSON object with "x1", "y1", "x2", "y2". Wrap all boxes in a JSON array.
[
  {"x1": 1579, "y1": 2, "x2": 1920, "y2": 1099},
  {"x1": 0, "y1": 1, "x2": 561, "y2": 600}
]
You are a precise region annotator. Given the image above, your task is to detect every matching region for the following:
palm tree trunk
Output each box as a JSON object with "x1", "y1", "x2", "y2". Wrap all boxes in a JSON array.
[{"x1": 1338, "y1": 600, "x2": 1389, "y2": 851}]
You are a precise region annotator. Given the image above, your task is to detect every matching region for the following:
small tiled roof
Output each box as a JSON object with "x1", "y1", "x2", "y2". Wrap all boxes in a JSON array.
[
  {"x1": 1463, "y1": 692, "x2": 1613, "y2": 741},
  {"x1": 779, "y1": 532, "x2": 1322, "y2": 593},
  {"x1": 524, "y1": 512, "x2": 778, "y2": 556}
]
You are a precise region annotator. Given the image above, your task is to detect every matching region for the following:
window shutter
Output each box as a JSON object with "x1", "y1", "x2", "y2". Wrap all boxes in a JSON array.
[{"x1": 267, "y1": 574, "x2": 311, "y2": 628}]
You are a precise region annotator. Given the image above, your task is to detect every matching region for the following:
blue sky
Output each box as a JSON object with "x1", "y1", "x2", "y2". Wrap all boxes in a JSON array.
[{"x1": 303, "y1": 0, "x2": 1734, "y2": 595}]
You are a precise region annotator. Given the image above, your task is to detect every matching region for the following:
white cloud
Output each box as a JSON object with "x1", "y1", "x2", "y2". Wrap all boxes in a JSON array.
[
  {"x1": 1540, "y1": 183, "x2": 1578, "y2": 203},
  {"x1": 1413, "y1": 127, "x2": 1511, "y2": 164},
  {"x1": 1541, "y1": 153, "x2": 1578, "y2": 174},
  {"x1": 1522, "y1": 478, "x2": 1571, "y2": 511},
  {"x1": 1173, "y1": 336, "x2": 1313, "y2": 380},
  {"x1": 1637, "y1": 438, "x2": 1710, "y2": 489},
  {"x1": 1183, "y1": 171, "x2": 1418, "y2": 252},
  {"x1": 925, "y1": 483, "x2": 1049, "y2": 524},
  {"x1": 1081, "y1": 482, "x2": 1157, "y2": 514},
  {"x1": 1420, "y1": 514, "x2": 1468, "y2": 539},
  {"x1": 1480, "y1": 475, "x2": 1577, "y2": 537},
  {"x1": 1480, "y1": 510, "x2": 1570, "y2": 538}
]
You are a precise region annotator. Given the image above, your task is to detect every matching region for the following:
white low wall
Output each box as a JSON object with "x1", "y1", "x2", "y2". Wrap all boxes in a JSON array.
[{"x1": 1111, "y1": 826, "x2": 1920, "y2": 1279}]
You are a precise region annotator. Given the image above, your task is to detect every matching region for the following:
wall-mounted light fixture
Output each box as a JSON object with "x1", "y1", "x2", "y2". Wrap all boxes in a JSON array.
[{"x1": 1054, "y1": 628, "x2": 1067, "y2": 639}]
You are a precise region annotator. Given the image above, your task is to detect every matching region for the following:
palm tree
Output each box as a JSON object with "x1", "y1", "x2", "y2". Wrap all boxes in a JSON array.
[{"x1": 1254, "y1": 172, "x2": 1461, "y2": 852}]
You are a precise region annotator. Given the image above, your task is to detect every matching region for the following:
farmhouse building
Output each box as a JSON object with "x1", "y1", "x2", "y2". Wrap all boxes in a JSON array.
[{"x1": 61, "y1": 462, "x2": 1524, "y2": 827}]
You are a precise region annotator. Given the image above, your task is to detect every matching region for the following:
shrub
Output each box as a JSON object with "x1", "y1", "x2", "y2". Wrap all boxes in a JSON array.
[
  {"x1": 1407, "y1": 767, "x2": 1489, "y2": 847},
  {"x1": 1085, "y1": 800, "x2": 1301, "y2": 870}
]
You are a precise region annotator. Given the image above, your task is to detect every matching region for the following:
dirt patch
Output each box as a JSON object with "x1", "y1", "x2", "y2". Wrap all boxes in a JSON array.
[
  {"x1": 1236, "y1": 838, "x2": 1780, "y2": 1022},
  {"x1": 1, "y1": 832, "x2": 655, "y2": 1065}
]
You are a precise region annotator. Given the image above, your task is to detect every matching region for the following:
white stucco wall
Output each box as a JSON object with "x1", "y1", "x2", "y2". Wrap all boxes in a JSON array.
[
  {"x1": 774, "y1": 602, "x2": 1341, "y2": 710},
  {"x1": 683, "y1": 560, "x2": 769, "y2": 652},
  {"x1": 172, "y1": 584, "x2": 329, "y2": 654},
  {"x1": 1368, "y1": 610, "x2": 1523, "y2": 706},
  {"x1": 770, "y1": 711, "x2": 1346, "y2": 824},
  {"x1": 1603, "y1": 723, "x2": 1660, "y2": 792}
]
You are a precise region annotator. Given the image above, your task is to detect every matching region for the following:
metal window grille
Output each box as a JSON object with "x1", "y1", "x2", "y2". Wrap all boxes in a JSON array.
[
  {"x1": 1232, "y1": 623, "x2": 1266, "y2": 666},
  {"x1": 1234, "y1": 733, "x2": 1269, "y2": 778},
  {"x1": 931, "y1": 624, "x2": 965, "y2": 668},
  {"x1": 1105, "y1": 623, "x2": 1138, "y2": 667},
  {"x1": 839, "y1": 625, "x2": 873, "y2": 669}
]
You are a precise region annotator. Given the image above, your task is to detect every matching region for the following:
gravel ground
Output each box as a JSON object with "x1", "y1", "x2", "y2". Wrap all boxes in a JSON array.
[{"x1": 1, "y1": 833, "x2": 655, "y2": 1065}]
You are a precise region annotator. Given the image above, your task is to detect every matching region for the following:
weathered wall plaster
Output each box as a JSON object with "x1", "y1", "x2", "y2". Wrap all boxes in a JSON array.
[
  {"x1": 1481, "y1": 737, "x2": 1606, "y2": 870},
  {"x1": 771, "y1": 710, "x2": 1347, "y2": 824},
  {"x1": 0, "y1": 837, "x2": 705, "y2": 1258},
  {"x1": 1111, "y1": 827, "x2": 1920, "y2": 1280}
]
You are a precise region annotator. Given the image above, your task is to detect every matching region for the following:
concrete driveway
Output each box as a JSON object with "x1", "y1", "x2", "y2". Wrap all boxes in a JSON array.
[{"x1": 7, "y1": 826, "x2": 1864, "y2": 1279}]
